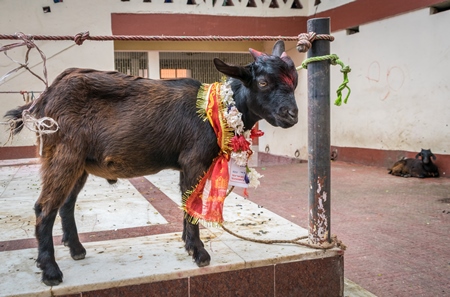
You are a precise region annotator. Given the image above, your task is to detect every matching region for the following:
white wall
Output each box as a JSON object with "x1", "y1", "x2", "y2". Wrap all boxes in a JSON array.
[
  {"x1": 308, "y1": 0, "x2": 354, "y2": 15},
  {"x1": 1, "y1": 1, "x2": 449, "y2": 158},
  {"x1": 0, "y1": 0, "x2": 308, "y2": 146},
  {"x1": 260, "y1": 7, "x2": 450, "y2": 159},
  {"x1": 0, "y1": 1, "x2": 116, "y2": 146},
  {"x1": 328, "y1": 8, "x2": 450, "y2": 155}
]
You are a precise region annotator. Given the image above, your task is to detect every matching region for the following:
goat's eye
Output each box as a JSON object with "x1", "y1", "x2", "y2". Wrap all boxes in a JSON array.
[{"x1": 258, "y1": 81, "x2": 268, "y2": 87}]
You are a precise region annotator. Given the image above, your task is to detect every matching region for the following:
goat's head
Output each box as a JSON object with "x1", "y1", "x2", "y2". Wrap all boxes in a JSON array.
[
  {"x1": 213, "y1": 40, "x2": 298, "y2": 129},
  {"x1": 415, "y1": 149, "x2": 436, "y2": 164}
]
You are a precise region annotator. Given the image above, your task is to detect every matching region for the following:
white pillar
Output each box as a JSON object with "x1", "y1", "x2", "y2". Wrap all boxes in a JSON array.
[{"x1": 147, "y1": 51, "x2": 160, "y2": 79}]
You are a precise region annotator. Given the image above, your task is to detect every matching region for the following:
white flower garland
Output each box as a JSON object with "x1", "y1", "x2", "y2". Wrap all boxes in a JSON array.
[{"x1": 220, "y1": 82, "x2": 263, "y2": 188}]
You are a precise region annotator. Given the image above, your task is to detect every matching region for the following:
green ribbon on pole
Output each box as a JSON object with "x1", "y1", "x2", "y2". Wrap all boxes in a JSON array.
[{"x1": 296, "y1": 54, "x2": 351, "y2": 106}]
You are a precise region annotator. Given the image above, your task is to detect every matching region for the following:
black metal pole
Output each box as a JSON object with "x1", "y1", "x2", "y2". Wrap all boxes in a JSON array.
[{"x1": 307, "y1": 18, "x2": 331, "y2": 245}]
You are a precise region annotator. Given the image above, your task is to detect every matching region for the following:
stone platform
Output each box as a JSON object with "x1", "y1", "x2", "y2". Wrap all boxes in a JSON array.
[{"x1": 0, "y1": 159, "x2": 347, "y2": 297}]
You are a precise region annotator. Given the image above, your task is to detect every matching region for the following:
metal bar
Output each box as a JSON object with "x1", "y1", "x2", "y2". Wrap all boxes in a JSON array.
[{"x1": 307, "y1": 18, "x2": 331, "y2": 245}]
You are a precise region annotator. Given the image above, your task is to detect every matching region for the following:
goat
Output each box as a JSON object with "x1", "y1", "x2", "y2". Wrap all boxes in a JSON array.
[
  {"x1": 388, "y1": 149, "x2": 439, "y2": 178},
  {"x1": 4, "y1": 40, "x2": 299, "y2": 286}
]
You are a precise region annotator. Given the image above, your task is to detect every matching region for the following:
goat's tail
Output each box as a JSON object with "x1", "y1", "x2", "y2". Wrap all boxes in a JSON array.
[{"x1": 4, "y1": 103, "x2": 33, "y2": 135}]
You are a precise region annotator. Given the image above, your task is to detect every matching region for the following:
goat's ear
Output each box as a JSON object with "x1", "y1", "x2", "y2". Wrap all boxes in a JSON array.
[
  {"x1": 272, "y1": 40, "x2": 285, "y2": 57},
  {"x1": 431, "y1": 153, "x2": 436, "y2": 160},
  {"x1": 281, "y1": 52, "x2": 295, "y2": 67},
  {"x1": 213, "y1": 58, "x2": 252, "y2": 85},
  {"x1": 415, "y1": 153, "x2": 421, "y2": 159}
]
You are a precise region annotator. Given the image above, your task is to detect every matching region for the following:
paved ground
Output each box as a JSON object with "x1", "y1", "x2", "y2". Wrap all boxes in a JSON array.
[
  {"x1": 1, "y1": 158, "x2": 448, "y2": 296},
  {"x1": 241, "y1": 161, "x2": 450, "y2": 297}
]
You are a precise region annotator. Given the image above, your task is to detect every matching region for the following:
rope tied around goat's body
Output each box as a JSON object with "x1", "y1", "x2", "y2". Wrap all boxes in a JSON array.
[{"x1": 296, "y1": 32, "x2": 351, "y2": 106}]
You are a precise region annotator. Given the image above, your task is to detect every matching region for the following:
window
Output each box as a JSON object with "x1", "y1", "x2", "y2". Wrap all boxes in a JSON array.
[
  {"x1": 114, "y1": 52, "x2": 149, "y2": 77},
  {"x1": 159, "y1": 52, "x2": 253, "y2": 83}
]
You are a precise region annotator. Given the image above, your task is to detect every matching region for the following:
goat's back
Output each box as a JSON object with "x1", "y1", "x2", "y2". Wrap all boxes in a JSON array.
[{"x1": 26, "y1": 68, "x2": 219, "y2": 178}]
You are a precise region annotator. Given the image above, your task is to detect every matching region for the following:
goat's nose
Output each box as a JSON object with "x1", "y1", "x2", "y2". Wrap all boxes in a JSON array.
[
  {"x1": 280, "y1": 106, "x2": 298, "y2": 120},
  {"x1": 288, "y1": 109, "x2": 298, "y2": 118}
]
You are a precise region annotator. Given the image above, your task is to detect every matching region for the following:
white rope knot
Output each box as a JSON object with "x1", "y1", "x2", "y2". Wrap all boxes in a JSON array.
[{"x1": 22, "y1": 110, "x2": 59, "y2": 156}]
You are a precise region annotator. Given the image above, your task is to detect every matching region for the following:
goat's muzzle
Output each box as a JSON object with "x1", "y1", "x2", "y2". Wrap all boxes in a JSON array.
[{"x1": 276, "y1": 106, "x2": 298, "y2": 128}]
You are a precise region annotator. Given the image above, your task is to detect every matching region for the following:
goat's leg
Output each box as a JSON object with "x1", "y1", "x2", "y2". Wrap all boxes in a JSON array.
[
  {"x1": 59, "y1": 171, "x2": 88, "y2": 260},
  {"x1": 180, "y1": 171, "x2": 211, "y2": 267},
  {"x1": 35, "y1": 203, "x2": 62, "y2": 286},
  {"x1": 36, "y1": 150, "x2": 86, "y2": 286}
]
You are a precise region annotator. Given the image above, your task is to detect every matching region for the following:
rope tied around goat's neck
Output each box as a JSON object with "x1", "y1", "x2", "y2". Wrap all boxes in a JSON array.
[
  {"x1": 296, "y1": 32, "x2": 351, "y2": 106},
  {"x1": 220, "y1": 223, "x2": 346, "y2": 251}
]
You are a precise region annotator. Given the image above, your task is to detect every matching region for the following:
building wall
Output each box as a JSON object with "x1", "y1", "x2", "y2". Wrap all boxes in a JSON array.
[
  {"x1": 0, "y1": 0, "x2": 307, "y2": 147},
  {"x1": 330, "y1": 8, "x2": 450, "y2": 154},
  {"x1": 260, "y1": 6, "x2": 450, "y2": 162},
  {"x1": 0, "y1": 0, "x2": 449, "y2": 173}
]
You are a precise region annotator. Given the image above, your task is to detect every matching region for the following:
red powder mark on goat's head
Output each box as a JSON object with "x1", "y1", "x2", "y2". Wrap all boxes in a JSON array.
[{"x1": 280, "y1": 73, "x2": 296, "y2": 89}]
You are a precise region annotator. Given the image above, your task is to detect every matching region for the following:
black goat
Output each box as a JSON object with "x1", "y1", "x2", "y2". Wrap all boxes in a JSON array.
[
  {"x1": 388, "y1": 149, "x2": 439, "y2": 178},
  {"x1": 4, "y1": 40, "x2": 299, "y2": 286}
]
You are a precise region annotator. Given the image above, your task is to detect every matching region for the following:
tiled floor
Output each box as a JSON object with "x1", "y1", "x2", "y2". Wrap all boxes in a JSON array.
[
  {"x1": 0, "y1": 159, "x2": 351, "y2": 297},
  {"x1": 246, "y1": 160, "x2": 450, "y2": 297},
  {"x1": 2, "y1": 156, "x2": 447, "y2": 296}
]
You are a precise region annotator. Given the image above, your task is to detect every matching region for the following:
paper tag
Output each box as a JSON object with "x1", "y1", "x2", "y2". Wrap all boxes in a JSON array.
[{"x1": 228, "y1": 159, "x2": 248, "y2": 188}]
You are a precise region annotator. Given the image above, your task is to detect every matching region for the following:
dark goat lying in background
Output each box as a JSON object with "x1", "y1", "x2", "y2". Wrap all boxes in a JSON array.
[
  {"x1": 388, "y1": 149, "x2": 439, "y2": 178},
  {"x1": 5, "y1": 40, "x2": 299, "y2": 286}
]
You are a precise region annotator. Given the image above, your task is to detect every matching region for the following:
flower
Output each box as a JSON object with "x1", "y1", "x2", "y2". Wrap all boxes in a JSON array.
[
  {"x1": 219, "y1": 81, "x2": 264, "y2": 190},
  {"x1": 250, "y1": 128, "x2": 264, "y2": 139},
  {"x1": 231, "y1": 135, "x2": 251, "y2": 152},
  {"x1": 220, "y1": 82, "x2": 235, "y2": 106},
  {"x1": 230, "y1": 151, "x2": 249, "y2": 167},
  {"x1": 225, "y1": 106, "x2": 244, "y2": 135},
  {"x1": 247, "y1": 168, "x2": 264, "y2": 188}
]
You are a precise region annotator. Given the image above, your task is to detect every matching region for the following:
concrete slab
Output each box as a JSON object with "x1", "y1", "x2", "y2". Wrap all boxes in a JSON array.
[{"x1": 0, "y1": 159, "x2": 349, "y2": 297}]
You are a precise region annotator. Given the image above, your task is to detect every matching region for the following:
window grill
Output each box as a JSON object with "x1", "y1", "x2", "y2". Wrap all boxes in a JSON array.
[
  {"x1": 115, "y1": 51, "x2": 253, "y2": 83},
  {"x1": 159, "y1": 52, "x2": 253, "y2": 83},
  {"x1": 114, "y1": 52, "x2": 149, "y2": 77}
]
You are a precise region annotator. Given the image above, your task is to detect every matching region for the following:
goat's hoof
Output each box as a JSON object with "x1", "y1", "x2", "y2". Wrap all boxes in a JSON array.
[
  {"x1": 193, "y1": 248, "x2": 211, "y2": 267},
  {"x1": 66, "y1": 241, "x2": 86, "y2": 260},
  {"x1": 71, "y1": 247, "x2": 86, "y2": 260},
  {"x1": 72, "y1": 251, "x2": 86, "y2": 260},
  {"x1": 41, "y1": 266, "x2": 63, "y2": 286},
  {"x1": 186, "y1": 248, "x2": 194, "y2": 256}
]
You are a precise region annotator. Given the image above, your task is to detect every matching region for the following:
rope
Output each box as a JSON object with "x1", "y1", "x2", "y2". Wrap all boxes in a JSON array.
[
  {"x1": 0, "y1": 30, "x2": 347, "y2": 249},
  {"x1": 295, "y1": 32, "x2": 351, "y2": 106},
  {"x1": 0, "y1": 91, "x2": 43, "y2": 94},
  {"x1": 221, "y1": 223, "x2": 346, "y2": 250},
  {"x1": 219, "y1": 31, "x2": 346, "y2": 250},
  {"x1": 296, "y1": 32, "x2": 335, "y2": 53},
  {"x1": 0, "y1": 32, "x2": 300, "y2": 44},
  {"x1": 0, "y1": 33, "x2": 58, "y2": 151},
  {"x1": 0, "y1": 33, "x2": 48, "y2": 87},
  {"x1": 296, "y1": 54, "x2": 351, "y2": 106}
]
